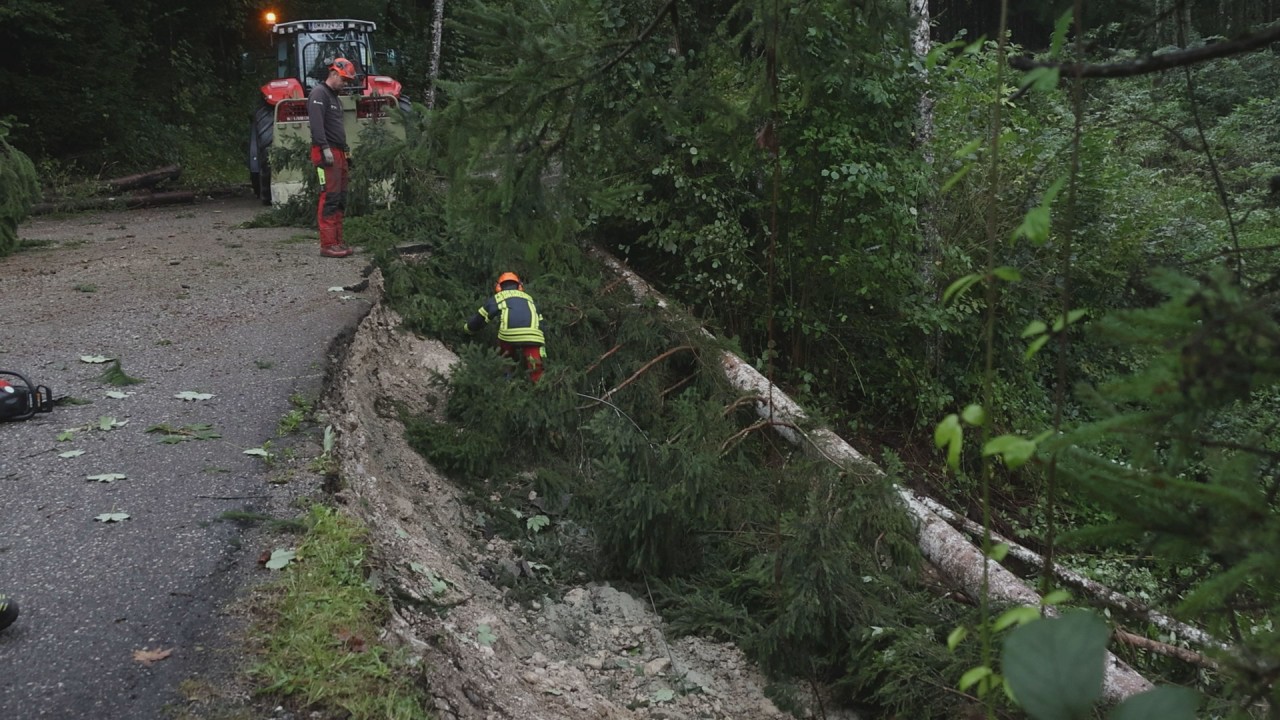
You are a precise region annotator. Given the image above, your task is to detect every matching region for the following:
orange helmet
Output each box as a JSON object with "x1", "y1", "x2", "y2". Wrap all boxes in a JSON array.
[
  {"x1": 495, "y1": 272, "x2": 523, "y2": 292},
  {"x1": 330, "y1": 57, "x2": 357, "y2": 80}
]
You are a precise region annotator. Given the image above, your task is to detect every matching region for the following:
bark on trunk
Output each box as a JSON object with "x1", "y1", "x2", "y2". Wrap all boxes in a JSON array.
[
  {"x1": 913, "y1": 493, "x2": 1225, "y2": 652},
  {"x1": 910, "y1": 0, "x2": 944, "y2": 373},
  {"x1": 425, "y1": 0, "x2": 446, "y2": 110},
  {"x1": 588, "y1": 244, "x2": 1155, "y2": 704}
]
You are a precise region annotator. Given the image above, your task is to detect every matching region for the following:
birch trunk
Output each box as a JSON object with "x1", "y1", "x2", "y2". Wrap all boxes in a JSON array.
[
  {"x1": 911, "y1": 0, "x2": 944, "y2": 373},
  {"x1": 425, "y1": 0, "x2": 446, "y2": 110},
  {"x1": 587, "y1": 245, "x2": 1155, "y2": 704}
]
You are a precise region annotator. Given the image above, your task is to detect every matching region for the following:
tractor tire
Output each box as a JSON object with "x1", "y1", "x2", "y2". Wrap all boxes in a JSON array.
[
  {"x1": 250, "y1": 103, "x2": 275, "y2": 206},
  {"x1": 0, "y1": 597, "x2": 18, "y2": 632},
  {"x1": 259, "y1": 163, "x2": 272, "y2": 206}
]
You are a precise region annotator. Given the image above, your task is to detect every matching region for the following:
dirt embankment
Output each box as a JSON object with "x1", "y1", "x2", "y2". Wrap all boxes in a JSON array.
[{"x1": 326, "y1": 271, "x2": 856, "y2": 720}]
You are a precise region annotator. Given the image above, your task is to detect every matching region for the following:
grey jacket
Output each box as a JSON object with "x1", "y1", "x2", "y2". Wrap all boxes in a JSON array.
[{"x1": 307, "y1": 82, "x2": 347, "y2": 150}]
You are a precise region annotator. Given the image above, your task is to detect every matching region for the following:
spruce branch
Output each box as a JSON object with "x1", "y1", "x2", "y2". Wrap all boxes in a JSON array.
[
  {"x1": 596, "y1": 0, "x2": 678, "y2": 78},
  {"x1": 584, "y1": 343, "x2": 623, "y2": 375},
  {"x1": 599, "y1": 345, "x2": 695, "y2": 403},
  {"x1": 659, "y1": 373, "x2": 696, "y2": 398}
]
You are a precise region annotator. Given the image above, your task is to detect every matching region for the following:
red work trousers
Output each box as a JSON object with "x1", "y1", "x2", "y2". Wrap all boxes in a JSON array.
[
  {"x1": 499, "y1": 342, "x2": 545, "y2": 383},
  {"x1": 310, "y1": 146, "x2": 348, "y2": 250}
]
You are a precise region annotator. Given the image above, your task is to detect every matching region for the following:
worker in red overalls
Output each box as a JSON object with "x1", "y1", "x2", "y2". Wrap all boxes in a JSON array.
[{"x1": 307, "y1": 57, "x2": 357, "y2": 258}]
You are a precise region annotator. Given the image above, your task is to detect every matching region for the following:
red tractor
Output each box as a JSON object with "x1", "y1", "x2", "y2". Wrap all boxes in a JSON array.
[{"x1": 248, "y1": 18, "x2": 410, "y2": 205}]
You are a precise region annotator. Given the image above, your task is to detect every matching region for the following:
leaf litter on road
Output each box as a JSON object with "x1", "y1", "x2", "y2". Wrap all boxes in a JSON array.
[
  {"x1": 94, "y1": 512, "x2": 131, "y2": 523},
  {"x1": 86, "y1": 473, "x2": 126, "y2": 483},
  {"x1": 146, "y1": 423, "x2": 221, "y2": 444},
  {"x1": 132, "y1": 647, "x2": 173, "y2": 666}
]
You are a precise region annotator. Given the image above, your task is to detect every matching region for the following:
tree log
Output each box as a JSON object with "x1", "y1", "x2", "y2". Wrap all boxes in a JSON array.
[
  {"x1": 30, "y1": 191, "x2": 195, "y2": 215},
  {"x1": 913, "y1": 493, "x2": 1225, "y2": 653},
  {"x1": 102, "y1": 165, "x2": 181, "y2": 193},
  {"x1": 587, "y1": 244, "x2": 1155, "y2": 704}
]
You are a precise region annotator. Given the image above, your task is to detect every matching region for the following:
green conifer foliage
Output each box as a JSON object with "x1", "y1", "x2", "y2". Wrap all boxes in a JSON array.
[
  {"x1": 373, "y1": 215, "x2": 979, "y2": 715},
  {"x1": 1049, "y1": 267, "x2": 1280, "y2": 707},
  {"x1": 0, "y1": 121, "x2": 40, "y2": 256}
]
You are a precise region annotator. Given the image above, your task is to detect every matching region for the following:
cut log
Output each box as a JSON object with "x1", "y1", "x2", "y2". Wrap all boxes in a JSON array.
[
  {"x1": 102, "y1": 165, "x2": 181, "y2": 193},
  {"x1": 587, "y1": 244, "x2": 1155, "y2": 703},
  {"x1": 30, "y1": 191, "x2": 195, "y2": 216}
]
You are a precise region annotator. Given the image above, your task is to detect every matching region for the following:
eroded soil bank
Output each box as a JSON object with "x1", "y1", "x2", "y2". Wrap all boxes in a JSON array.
[{"x1": 326, "y1": 271, "x2": 855, "y2": 720}]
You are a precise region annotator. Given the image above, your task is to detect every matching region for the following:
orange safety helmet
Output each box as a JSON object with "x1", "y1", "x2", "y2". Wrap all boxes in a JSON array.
[
  {"x1": 329, "y1": 57, "x2": 357, "y2": 80},
  {"x1": 495, "y1": 271, "x2": 523, "y2": 292}
]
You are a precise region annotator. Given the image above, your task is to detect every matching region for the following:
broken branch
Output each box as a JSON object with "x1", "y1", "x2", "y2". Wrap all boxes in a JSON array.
[
  {"x1": 1114, "y1": 628, "x2": 1220, "y2": 669},
  {"x1": 600, "y1": 345, "x2": 695, "y2": 402},
  {"x1": 584, "y1": 343, "x2": 623, "y2": 375},
  {"x1": 1009, "y1": 24, "x2": 1280, "y2": 78}
]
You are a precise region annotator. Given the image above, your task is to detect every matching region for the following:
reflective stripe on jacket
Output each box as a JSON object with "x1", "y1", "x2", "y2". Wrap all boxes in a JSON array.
[{"x1": 467, "y1": 290, "x2": 545, "y2": 345}]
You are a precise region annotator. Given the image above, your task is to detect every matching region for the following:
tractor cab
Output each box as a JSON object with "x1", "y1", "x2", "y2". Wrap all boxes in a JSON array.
[
  {"x1": 272, "y1": 19, "x2": 381, "y2": 94},
  {"x1": 247, "y1": 18, "x2": 408, "y2": 205}
]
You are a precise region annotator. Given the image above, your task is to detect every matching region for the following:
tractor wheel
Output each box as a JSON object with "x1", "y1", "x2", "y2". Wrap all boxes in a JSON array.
[
  {"x1": 251, "y1": 103, "x2": 275, "y2": 205},
  {"x1": 259, "y1": 162, "x2": 272, "y2": 206}
]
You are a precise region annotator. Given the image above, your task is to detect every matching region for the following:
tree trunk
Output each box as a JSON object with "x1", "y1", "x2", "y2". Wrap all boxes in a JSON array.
[
  {"x1": 913, "y1": 493, "x2": 1225, "y2": 652},
  {"x1": 911, "y1": 0, "x2": 944, "y2": 375},
  {"x1": 587, "y1": 244, "x2": 1156, "y2": 704},
  {"x1": 30, "y1": 191, "x2": 195, "y2": 216},
  {"x1": 425, "y1": 0, "x2": 446, "y2": 110},
  {"x1": 102, "y1": 165, "x2": 181, "y2": 193}
]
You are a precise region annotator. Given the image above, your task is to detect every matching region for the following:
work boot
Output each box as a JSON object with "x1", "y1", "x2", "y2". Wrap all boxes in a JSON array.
[
  {"x1": 320, "y1": 244, "x2": 354, "y2": 258},
  {"x1": 0, "y1": 595, "x2": 19, "y2": 632}
]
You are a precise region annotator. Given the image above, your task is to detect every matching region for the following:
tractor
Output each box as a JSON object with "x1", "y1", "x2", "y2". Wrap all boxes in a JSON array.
[{"x1": 247, "y1": 18, "x2": 410, "y2": 205}]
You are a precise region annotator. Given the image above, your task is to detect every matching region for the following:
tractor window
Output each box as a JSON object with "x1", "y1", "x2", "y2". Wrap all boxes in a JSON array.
[{"x1": 298, "y1": 34, "x2": 370, "y2": 91}]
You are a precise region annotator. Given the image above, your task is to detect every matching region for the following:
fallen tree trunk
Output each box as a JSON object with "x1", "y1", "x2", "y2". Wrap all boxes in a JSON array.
[
  {"x1": 587, "y1": 245, "x2": 1155, "y2": 703},
  {"x1": 912, "y1": 492, "x2": 1225, "y2": 652},
  {"x1": 102, "y1": 164, "x2": 181, "y2": 193},
  {"x1": 31, "y1": 191, "x2": 195, "y2": 215}
]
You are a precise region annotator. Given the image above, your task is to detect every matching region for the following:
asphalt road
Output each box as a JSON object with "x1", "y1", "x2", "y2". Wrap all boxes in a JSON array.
[{"x1": 0, "y1": 196, "x2": 370, "y2": 718}]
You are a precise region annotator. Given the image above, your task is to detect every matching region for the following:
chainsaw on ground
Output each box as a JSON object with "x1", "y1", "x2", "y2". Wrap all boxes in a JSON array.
[{"x1": 0, "y1": 371, "x2": 53, "y2": 422}]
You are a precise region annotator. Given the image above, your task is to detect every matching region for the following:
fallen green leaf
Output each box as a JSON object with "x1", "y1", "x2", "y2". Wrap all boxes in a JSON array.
[
  {"x1": 265, "y1": 549, "x2": 296, "y2": 570},
  {"x1": 476, "y1": 624, "x2": 496, "y2": 647},
  {"x1": 87, "y1": 473, "x2": 126, "y2": 483},
  {"x1": 105, "y1": 390, "x2": 132, "y2": 399},
  {"x1": 59, "y1": 450, "x2": 86, "y2": 458},
  {"x1": 243, "y1": 447, "x2": 271, "y2": 457},
  {"x1": 174, "y1": 391, "x2": 214, "y2": 401},
  {"x1": 79, "y1": 355, "x2": 112, "y2": 364},
  {"x1": 94, "y1": 512, "x2": 131, "y2": 523}
]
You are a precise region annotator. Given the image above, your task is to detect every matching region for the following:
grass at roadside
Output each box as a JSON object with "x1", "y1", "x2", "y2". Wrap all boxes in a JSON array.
[{"x1": 251, "y1": 504, "x2": 431, "y2": 719}]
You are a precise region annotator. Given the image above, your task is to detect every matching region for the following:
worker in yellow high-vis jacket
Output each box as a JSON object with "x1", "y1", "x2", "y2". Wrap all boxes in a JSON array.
[{"x1": 465, "y1": 272, "x2": 546, "y2": 382}]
